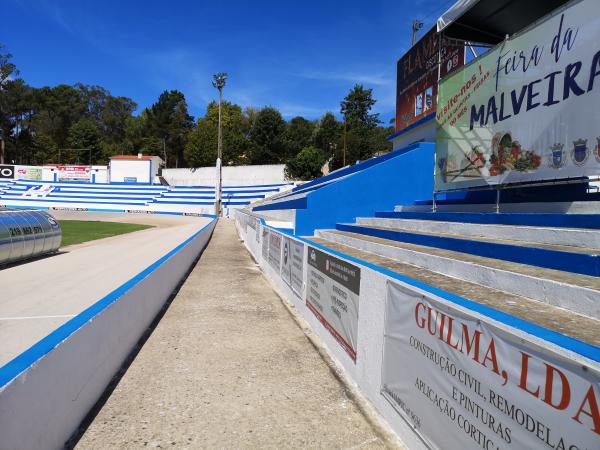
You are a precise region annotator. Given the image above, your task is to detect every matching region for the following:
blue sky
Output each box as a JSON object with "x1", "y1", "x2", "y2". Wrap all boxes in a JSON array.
[{"x1": 3, "y1": 0, "x2": 456, "y2": 122}]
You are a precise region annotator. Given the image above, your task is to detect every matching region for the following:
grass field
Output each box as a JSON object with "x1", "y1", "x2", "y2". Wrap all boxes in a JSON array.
[{"x1": 59, "y1": 220, "x2": 153, "y2": 247}]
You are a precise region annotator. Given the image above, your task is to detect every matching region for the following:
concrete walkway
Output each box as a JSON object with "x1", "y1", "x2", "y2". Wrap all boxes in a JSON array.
[{"x1": 74, "y1": 219, "x2": 388, "y2": 449}]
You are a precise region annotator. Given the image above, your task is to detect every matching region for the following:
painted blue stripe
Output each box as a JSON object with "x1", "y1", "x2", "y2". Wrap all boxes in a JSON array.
[
  {"x1": 0, "y1": 218, "x2": 217, "y2": 388},
  {"x1": 235, "y1": 210, "x2": 599, "y2": 362},
  {"x1": 336, "y1": 223, "x2": 600, "y2": 277},
  {"x1": 375, "y1": 211, "x2": 600, "y2": 230}
]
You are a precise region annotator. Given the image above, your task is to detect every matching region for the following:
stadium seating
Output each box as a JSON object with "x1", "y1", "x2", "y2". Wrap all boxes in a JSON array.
[
  {"x1": 0, "y1": 180, "x2": 293, "y2": 215},
  {"x1": 312, "y1": 208, "x2": 600, "y2": 321}
]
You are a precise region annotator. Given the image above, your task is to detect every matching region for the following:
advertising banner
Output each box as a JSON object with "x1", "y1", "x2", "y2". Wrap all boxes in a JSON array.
[
  {"x1": 396, "y1": 25, "x2": 464, "y2": 132},
  {"x1": 268, "y1": 231, "x2": 282, "y2": 272},
  {"x1": 436, "y1": 0, "x2": 600, "y2": 190},
  {"x1": 16, "y1": 166, "x2": 42, "y2": 181},
  {"x1": 281, "y1": 237, "x2": 292, "y2": 287},
  {"x1": 290, "y1": 240, "x2": 305, "y2": 296},
  {"x1": 0, "y1": 165, "x2": 15, "y2": 179},
  {"x1": 58, "y1": 165, "x2": 91, "y2": 182},
  {"x1": 381, "y1": 281, "x2": 600, "y2": 450},
  {"x1": 306, "y1": 246, "x2": 361, "y2": 361},
  {"x1": 261, "y1": 226, "x2": 269, "y2": 261}
]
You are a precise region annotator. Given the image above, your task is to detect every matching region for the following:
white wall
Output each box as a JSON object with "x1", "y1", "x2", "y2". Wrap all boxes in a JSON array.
[
  {"x1": 110, "y1": 160, "x2": 152, "y2": 183},
  {"x1": 0, "y1": 218, "x2": 216, "y2": 450},
  {"x1": 163, "y1": 164, "x2": 287, "y2": 186},
  {"x1": 391, "y1": 120, "x2": 434, "y2": 151}
]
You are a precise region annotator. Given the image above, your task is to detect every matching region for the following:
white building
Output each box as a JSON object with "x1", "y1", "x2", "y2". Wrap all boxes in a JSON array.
[{"x1": 109, "y1": 154, "x2": 164, "y2": 184}]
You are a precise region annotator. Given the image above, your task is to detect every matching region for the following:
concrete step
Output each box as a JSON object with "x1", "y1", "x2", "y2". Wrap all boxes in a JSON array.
[
  {"x1": 316, "y1": 229, "x2": 600, "y2": 319},
  {"x1": 356, "y1": 216, "x2": 600, "y2": 249},
  {"x1": 335, "y1": 223, "x2": 600, "y2": 277},
  {"x1": 308, "y1": 235, "x2": 600, "y2": 348},
  {"x1": 377, "y1": 210, "x2": 600, "y2": 229}
]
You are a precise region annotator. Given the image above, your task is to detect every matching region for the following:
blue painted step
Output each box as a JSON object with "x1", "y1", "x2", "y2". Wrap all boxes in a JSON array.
[
  {"x1": 335, "y1": 223, "x2": 600, "y2": 277},
  {"x1": 374, "y1": 211, "x2": 600, "y2": 230}
]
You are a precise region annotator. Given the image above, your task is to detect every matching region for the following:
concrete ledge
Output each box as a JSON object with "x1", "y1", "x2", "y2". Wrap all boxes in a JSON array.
[
  {"x1": 357, "y1": 217, "x2": 600, "y2": 249},
  {"x1": 0, "y1": 218, "x2": 216, "y2": 450},
  {"x1": 317, "y1": 229, "x2": 600, "y2": 319}
]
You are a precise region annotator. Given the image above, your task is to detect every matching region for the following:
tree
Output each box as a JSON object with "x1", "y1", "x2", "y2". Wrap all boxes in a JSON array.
[
  {"x1": 340, "y1": 84, "x2": 381, "y2": 129},
  {"x1": 285, "y1": 146, "x2": 326, "y2": 180},
  {"x1": 145, "y1": 90, "x2": 193, "y2": 167},
  {"x1": 31, "y1": 132, "x2": 58, "y2": 164},
  {"x1": 282, "y1": 116, "x2": 315, "y2": 160},
  {"x1": 185, "y1": 100, "x2": 250, "y2": 167},
  {"x1": 249, "y1": 107, "x2": 286, "y2": 164},
  {"x1": 67, "y1": 118, "x2": 102, "y2": 163},
  {"x1": 0, "y1": 44, "x2": 17, "y2": 88},
  {"x1": 330, "y1": 84, "x2": 387, "y2": 170},
  {"x1": 314, "y1": 112, "x2": 341, "y2": 158}
]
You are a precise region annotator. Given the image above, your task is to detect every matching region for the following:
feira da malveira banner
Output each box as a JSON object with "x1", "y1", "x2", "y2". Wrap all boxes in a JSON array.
[
  {"x1": 435, "y1": 0, "x2": 600, "y2": 191},
  {"x1": 381, "y1": 281, "x2": 600, "y2": 450}
]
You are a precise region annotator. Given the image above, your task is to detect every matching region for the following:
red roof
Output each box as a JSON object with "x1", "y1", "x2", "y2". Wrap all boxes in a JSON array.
[{"x1": 110, "y1": 155, "x2": 159, "y2": 161}]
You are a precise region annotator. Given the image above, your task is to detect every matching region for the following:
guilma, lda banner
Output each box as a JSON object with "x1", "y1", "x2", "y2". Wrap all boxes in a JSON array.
[
  {"x1": 436, "y1": 0, "x2": 600, "y2": 190},
  {"x1": 381, "y1": 281, "x2": 600, "y2": 450}
]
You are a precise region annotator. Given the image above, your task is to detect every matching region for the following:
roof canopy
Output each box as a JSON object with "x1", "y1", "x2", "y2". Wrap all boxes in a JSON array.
[{"x1": 437, "y1": 0, "x2": 570, "y2": 44}]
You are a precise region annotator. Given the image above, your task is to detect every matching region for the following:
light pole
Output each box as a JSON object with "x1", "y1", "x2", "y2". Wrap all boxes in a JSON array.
[
  {"x1": 212, "y1": 72, "x2": 227, "y2": 216},
  {"x1": 412, "y1": 19, "x2": 424, "y2": 45}
]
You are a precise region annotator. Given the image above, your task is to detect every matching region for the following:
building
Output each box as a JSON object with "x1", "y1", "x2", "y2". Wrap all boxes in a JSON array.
[{"x1": 109, "y1": 154, "x2": 164, "y2": 184}]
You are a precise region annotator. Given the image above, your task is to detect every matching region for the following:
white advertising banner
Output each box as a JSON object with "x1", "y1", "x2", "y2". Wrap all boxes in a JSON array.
[
  {"x1": 290, "y1": 240, "x2": 305, "y2": 296},
  {"x1": 281, "y1": 237, "x2": 292, "y2": 287},
  {"x1": 381, "y1": 281, "x2": 600, "y2": 450},
  {"x1": 306, "y1": 246, "x2": 361, "y2": 361},
  {"x1": 58, "y1": 165, "x2": 91, "y2": 182},
  {"x1": 268, "y1": 231, "x2": 282, "y2": 272},
  {"x1": 436, "y1": 0, "x2": 600, "y2": 190}
]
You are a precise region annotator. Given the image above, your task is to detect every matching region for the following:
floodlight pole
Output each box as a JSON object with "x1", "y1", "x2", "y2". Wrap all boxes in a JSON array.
[
  {"x1": 412, "y1": 20, "x2": 424, "y2": 45},
  {"x1": 212, "y1": 72, "x2": 227, "y2": 216}
]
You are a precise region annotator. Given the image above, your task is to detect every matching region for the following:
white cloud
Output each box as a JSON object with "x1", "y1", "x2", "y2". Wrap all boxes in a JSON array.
[{"x1": 295, "y1": 70, "x2": 393, "y2": 87}]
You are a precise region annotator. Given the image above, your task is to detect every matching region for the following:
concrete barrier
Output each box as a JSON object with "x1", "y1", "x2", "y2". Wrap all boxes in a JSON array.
[
  {"x1": 234, "y1": 209, "x2": 600, "y2": 450},
  {"x1": 0, "y1": 218, "x2": 217, "y2": 450}
]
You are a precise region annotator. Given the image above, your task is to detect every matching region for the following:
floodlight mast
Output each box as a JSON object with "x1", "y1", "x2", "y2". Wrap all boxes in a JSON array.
[{"x1": 212, "y1": 72, "x2": 227, "y2": 216}]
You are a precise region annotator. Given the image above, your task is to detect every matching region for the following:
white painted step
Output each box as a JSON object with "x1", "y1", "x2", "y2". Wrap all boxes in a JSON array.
[
  {"x1": 316, "y1": 229, "x2": 600, "y2": 320},
  {"x1": 356, "y1": 217, "x2": 600, "y2": 250}
]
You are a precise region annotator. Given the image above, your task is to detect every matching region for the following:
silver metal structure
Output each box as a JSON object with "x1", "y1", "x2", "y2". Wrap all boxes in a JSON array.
[{"x1": 0, "y1": 209, "x2": 62, "y2": 265}]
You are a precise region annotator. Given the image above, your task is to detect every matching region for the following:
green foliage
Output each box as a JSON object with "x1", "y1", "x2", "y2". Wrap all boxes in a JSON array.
[
  {"x1": 67, "y1": 118, "x2": 102, "y2": 163},
  {"x1": 249, "y1": 107, "x2": 286, "y2": 164},
  {"x1": 314, "y1": 112, "x2": 341, "y2": 157},
  {"x1": 185, "y1": 101, "x2": 251, "y2": 167},
  {"x1": 282, "y1": 116, "x2": 315, "y2": 159},
  {"x1": 145, "y1": 90, "x2": 194, "y2": 167},
  {"x1": 59, "y1": 220, "x2": 152, "y2": 247},
  {"x1": 340, "y1": 84, "x2": 381, "y2": 129},
  {"x1": 285, "y1": 146, "x2": 326, "y2": 180}
]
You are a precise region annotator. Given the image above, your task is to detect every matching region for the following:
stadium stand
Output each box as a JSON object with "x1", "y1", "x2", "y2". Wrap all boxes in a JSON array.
[{"x1": 0, "y1": 179, "x2": 293, "y2": 215}]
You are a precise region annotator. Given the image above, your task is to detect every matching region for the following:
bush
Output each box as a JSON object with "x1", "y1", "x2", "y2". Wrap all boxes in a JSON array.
[{"x1": 285, "y1": 146, "x2": 326, "y2": 180}]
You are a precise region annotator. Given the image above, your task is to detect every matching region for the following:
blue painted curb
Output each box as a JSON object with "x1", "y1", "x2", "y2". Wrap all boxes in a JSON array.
[{"x1": 336, "y1": 223, "x2": 600, "y2": 277}]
